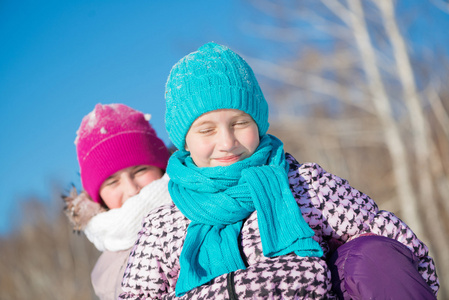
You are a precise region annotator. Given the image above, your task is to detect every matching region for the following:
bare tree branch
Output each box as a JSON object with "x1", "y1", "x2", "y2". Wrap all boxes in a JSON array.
[
  {"x1": 346, "y1": 0, "x2": 424, "y2": 237},
  {"x1": 375, "y1": 2, "x2": 449, "y2": 292},
  {"x1": 245, "y1": 55, "x2": 374, "y2": 113}
]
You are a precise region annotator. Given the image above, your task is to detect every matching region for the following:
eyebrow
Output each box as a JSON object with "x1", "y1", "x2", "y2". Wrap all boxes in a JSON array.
[
  {"x1": 192, "y1": 112, "x2": 251, "y2": 127},
  {"x1": 191, "y1": 120, "x2": 214, "y2": 128}
]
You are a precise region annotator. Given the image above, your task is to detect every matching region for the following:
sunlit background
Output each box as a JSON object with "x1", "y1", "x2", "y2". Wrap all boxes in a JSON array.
[{"x1": 1, "y1": 0, "x2": 449, "y2": 299}]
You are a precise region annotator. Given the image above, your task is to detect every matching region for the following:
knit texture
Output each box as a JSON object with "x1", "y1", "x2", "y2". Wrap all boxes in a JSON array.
[
  {"x1": 84, "y1": 173, "x2": 172, "y2": 251},
  {"x1": 119, "y1": 154, "x2": 439, "y2": 299},
  {"x1": 165, "y1": 42, "x2": 269, "y2": 150},
  {"x1": 75, "y1": 103, "x2": 170, "y2": 203},
  {"x1": 167, "y1": 135, "x2": 323, "y2": 296}
]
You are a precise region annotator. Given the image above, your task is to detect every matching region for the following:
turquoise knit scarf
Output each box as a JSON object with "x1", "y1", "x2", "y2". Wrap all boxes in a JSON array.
[{"x1": 167, "y1": 135, "x2": 323, "y2": 296}]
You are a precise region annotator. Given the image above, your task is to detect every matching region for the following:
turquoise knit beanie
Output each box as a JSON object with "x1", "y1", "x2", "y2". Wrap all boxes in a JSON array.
[{"x1": 165, "y1": 42, "x2": 269, "y2": 150}]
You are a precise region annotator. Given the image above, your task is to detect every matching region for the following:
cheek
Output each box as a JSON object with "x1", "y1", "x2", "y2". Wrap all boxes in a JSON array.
[
  {"x1": 137, "y1": 169, "x2": 163, "y2": 187},
  {"x1": 187, "y1": 140, "x2": 217, "y2": 168},
  {"x1": 242, "y1": 127, "x2": 260, "y2": 154},
  {"x1": 99, "y1": 187, "x2": 121, "y2": 209},
  {"x1": 186, "y1": 138, "x2": 214, "y2": 160},
  {"x1": 189, "y1": 145, "x2": 209, "y2": 166}
]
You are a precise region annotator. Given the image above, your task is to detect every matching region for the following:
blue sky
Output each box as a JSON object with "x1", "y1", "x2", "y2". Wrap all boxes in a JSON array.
[
  {"x1": 1, "y1": 0, "x2": 448, "y2": 235},
  {"x1": 0, "y1": 0, "x2": 252, "y2": 235}
]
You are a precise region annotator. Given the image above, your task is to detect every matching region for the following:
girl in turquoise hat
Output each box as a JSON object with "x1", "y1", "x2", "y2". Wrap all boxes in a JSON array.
[{"x1": 120, "y1": 43, "x2": 438, "y2": 299}]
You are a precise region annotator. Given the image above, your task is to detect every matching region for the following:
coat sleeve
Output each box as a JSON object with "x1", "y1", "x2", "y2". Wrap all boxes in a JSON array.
[
  {"x1": 118, "y1": 205, "x2": 235, "y2": 300},
  {"x1": 119, "y1": 206, "x2": 184, "y2": 299},
  {"x1": 91, "y1": 249, "x2": 130, "y2": 300},
  {"x1": 286, "y1": 154, "x2": 439, "y2": 296}
]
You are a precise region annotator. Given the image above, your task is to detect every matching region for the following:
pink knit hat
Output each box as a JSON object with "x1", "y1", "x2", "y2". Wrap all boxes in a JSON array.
[{"x1": 75, "y1": 103, "x2": 170, "y2": 204}]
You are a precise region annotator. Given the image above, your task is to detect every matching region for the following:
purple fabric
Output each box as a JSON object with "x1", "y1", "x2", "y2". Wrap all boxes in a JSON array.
[{"x1": 328, "y1": 235, "x2": 436, "y2": 300}]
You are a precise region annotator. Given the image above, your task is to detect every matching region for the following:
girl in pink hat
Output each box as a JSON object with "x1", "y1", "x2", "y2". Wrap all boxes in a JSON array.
[{"x1": 63, "y1": 103, "x2": 171, "y2": 300}]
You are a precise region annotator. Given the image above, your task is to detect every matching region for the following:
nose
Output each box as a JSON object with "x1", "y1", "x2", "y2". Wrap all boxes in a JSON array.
[
  {"x1": 218, "y1": 127, "x2": 237, "y2": 151},
  {"x1": 122, "y1": 175, "x2": 141, "y2": 201}
]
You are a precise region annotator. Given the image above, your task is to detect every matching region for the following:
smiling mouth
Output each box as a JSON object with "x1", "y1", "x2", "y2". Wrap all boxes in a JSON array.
[{"x1": 214, "y1": 154, "x2": 242, "y2": 164}]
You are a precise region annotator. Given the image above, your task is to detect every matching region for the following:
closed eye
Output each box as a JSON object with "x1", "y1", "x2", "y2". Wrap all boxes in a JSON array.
[
  {"x1": 133, "y1": 166, "x2": 149, "y2": 175},
  {"x1": 198, "y1": 128, "x2": 215, "y2": 134},
  {"x1": 234, "y1": 121, "x2": 249, "y2": 126},
  {"x1": 134, "y1": 166, "x2": 148, "y2": 174},
  {"x1": 104, "y1": 178, "x2": 118, "y2": 186}
]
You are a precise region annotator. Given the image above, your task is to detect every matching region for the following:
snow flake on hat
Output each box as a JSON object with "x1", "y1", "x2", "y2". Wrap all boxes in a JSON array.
[
  {"x1": 74, "y1": 129, "x2": 80, "y2": 145},
  {"x1": 85, "y1": 109, "x2": 97, "y2": 129}
]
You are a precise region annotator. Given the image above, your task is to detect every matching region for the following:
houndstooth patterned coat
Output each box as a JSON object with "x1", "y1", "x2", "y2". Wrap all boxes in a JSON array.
[{"x1": 119, "y1": 154, "x2": 439, "y2": 299}]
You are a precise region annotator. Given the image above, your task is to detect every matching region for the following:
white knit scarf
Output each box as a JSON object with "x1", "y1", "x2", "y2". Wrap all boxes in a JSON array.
[{"x1": 84, "y1": 173, "x2": 172, "y2": 252}]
